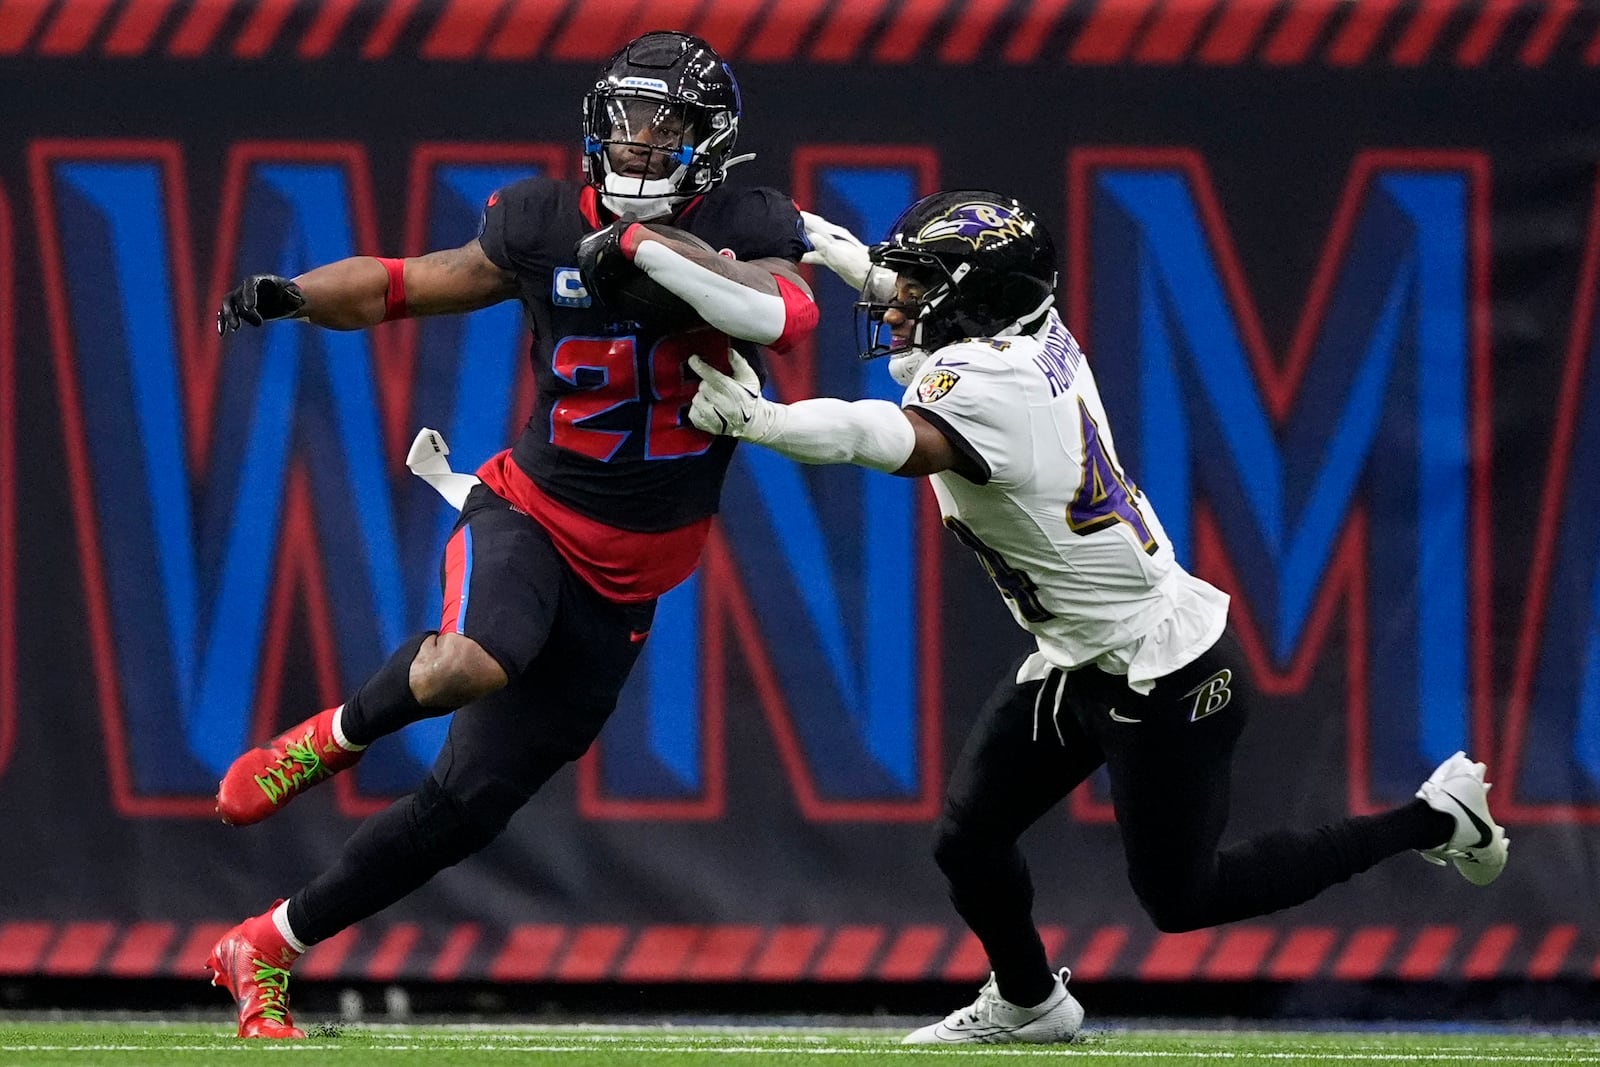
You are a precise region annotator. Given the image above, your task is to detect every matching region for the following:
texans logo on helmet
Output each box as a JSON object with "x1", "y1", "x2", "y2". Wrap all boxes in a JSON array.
[{"x1": 916, "y1": 203, "x2": 1035, "y2": 249}]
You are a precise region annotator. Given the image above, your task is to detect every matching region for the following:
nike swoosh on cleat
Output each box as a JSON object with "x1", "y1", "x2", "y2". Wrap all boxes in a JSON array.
[
  {"x1": 1440, "y1": 789, "x2": 1494, "y2": 849},
  {"x1": 935, "y1": 1026, "x2": 1009, "y2": 1042},
  {"x1": 1108, "y1": 708, "x2": 1141, "y2": 724}
]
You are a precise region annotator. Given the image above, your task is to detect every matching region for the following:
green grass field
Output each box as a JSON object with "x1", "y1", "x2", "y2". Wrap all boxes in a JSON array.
[{"x1": 1, "y1": 1023, "x2": 1598, "y2": 1066}]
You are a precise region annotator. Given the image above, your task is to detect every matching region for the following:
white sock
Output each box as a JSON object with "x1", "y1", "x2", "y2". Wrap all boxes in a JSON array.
[
  {"x1": 272, "y1": 901, "x2": 310, "y2": 955},
  {"x1": 330, "y1": 704, "x2": 367, "y2": 752}
]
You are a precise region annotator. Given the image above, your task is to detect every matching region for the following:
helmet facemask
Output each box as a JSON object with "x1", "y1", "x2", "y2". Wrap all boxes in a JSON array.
[
  {"x1": 855, "y1": 255, "x2": 970, "y2": 384},
  {"x1": 582, "y1": 84, "x2": 739, "y2": 220}
]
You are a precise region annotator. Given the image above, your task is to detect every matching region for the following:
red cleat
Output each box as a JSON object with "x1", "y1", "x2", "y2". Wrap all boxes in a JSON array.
[
  {"x1": 216, "y1": 707, "x2": 362, "y2": 826},
  {"x1": 207, "y1": 914, "x2": 306, "y2": 1039}
]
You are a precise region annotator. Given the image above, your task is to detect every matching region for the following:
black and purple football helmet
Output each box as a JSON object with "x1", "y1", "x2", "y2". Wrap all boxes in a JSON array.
[{"x1": 858, "y1": 190, "x2": 1058, "y2": 361}]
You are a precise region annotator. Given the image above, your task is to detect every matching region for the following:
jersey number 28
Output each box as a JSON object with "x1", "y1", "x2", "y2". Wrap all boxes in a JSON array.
[{"x1": 550, "y1": 331, "x2": 722, "y2": 461}]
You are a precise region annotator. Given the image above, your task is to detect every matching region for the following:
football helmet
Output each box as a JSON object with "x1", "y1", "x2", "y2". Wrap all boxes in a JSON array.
[
  {"x1": 583, "y1": 31, "x2": 743, "y2": 219},
  {"x1": 858, "y1": 190, "x2": 1058, "y2": 383}
]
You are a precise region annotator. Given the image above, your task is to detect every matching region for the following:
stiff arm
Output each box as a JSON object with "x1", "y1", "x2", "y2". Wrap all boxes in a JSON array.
[{"x1": 289, "y1": 240, "x2": 519, "y2": 330}]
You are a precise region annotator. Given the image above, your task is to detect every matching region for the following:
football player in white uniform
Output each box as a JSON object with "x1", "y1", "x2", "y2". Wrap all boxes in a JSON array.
[{"x1": 689, "y1": 190, "x2": 1509, "y2": 1046}]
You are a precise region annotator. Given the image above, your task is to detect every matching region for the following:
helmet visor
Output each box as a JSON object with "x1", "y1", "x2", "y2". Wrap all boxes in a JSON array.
[{"x1": 594, "y1": 95, "x2": 699, "y2": 182}]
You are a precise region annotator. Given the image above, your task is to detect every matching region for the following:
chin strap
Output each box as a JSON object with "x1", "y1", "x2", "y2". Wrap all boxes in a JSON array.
[
  {"x1": 598, "y1": 150, "x2": 756, "y2": 220},
  {"x1": 601, "y1": 191, "x2": 681, "y2": 221},
  {"x1": 599, "y1": 170, "x2": 686, "y2": 220},
  {"x1": 888, "y1": 348, "x2": 931, "y2": 387}
]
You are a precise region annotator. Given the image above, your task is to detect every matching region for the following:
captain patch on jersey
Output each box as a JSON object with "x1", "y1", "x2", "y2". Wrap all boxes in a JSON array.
[{"x1": 917, "y1": 369, "x2": 961, "y2": 403}]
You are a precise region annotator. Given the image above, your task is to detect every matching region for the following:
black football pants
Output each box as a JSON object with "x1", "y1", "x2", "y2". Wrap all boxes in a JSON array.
[
  {"x1": 286, "y1": 488, "x2": 656, "y2": 945},
  {"x1": 935, "y1": 626, "x2": 1449, "y2": 1006}
]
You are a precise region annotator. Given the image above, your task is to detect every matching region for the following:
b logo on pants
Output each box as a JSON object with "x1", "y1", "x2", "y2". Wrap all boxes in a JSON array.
[{"x1": 1183, "y1": 669, "x2": 1233, "y2": 722}]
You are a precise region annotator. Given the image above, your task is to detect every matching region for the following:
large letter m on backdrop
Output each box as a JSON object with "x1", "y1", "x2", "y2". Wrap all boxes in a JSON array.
[{"x1": 1070, "y1": 149, "x2": 1490, "y2": 813}]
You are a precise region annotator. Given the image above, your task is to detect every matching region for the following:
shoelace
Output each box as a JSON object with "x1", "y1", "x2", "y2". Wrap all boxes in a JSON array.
[
  {"x1": 253, "y1": 734, "x2": 328, "y2": 804},
  {"x1": 955, "y1": 983, "x2": 1007, "y2": 1027},
  {"x1": 250, "y1": 962, "x2": 294, "y2": 1024}
]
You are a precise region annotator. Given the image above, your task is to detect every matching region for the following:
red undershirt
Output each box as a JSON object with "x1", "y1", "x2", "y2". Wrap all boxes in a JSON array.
[{"x1": 475, "y1": 450, "x2": 710, "y2": 604}]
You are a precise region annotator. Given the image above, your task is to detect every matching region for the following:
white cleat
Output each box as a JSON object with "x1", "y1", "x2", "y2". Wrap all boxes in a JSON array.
[
  {"x1": 1416, "y1": 750, "x2": 1509, "y2": 886},
  {"x1": 902, "y1": 967, "x2": 1084, "y2": 1045}
]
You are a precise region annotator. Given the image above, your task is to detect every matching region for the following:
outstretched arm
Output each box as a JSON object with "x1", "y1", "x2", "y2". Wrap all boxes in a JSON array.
[
  {"x1": 218, "y1": 238, "x2": 517, "y2": 334},
  {"x1": 687, "y1": 350, "x2": 981, "y2": 481}
]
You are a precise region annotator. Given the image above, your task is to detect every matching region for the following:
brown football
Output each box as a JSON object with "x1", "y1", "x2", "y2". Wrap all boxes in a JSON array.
[{"x1": 600, "y1": 224, "x2": 717, "y2": 333}]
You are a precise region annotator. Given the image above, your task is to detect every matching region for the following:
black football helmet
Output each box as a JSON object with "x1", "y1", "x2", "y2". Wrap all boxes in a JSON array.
[
  {"x1": 582, "y1": 31, "x2": 743, "y2": 217},
  {"x1": 858, "y1": 190, "x2": 1058, "y2": 362}
]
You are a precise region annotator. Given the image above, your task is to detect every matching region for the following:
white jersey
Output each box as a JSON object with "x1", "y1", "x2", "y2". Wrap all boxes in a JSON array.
[{"x1": 901, "y1": 311, "x2": 1229, "y2": 693}]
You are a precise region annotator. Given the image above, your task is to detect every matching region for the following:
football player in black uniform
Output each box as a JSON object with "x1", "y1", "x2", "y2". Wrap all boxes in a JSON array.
[{"x1": 205, "y1": 30, "x2": 815, "y2": 1039}]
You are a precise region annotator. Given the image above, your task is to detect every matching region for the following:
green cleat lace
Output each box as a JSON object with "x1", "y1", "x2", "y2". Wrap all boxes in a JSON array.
[
  {"x1": 252, "y1": 735, "x2": 334, "y2": 806},
  {"x1": 207, "y1": 917, "x2": 306, "y2": 1039},
  {"x1": 217, "y1": 707, "x2": 362, "y2": 826},
  {"x1": 251, "y1": 963, "x2": 294, "y2": 1024}
]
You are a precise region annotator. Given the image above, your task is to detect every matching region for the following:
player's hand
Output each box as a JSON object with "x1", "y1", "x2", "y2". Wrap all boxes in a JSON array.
[
  {"x1": 575, "y1": 214, "x2": 640, "y2": 303},
  {"x1": 687, "y1": 350, "x2": 776, "y2": 441},
  {"x1": 799, "y1": 211, "x2": 893, "y2": 298},
  {"x1": 217, "y1": 274, "x2": 307, "y2": 335}
]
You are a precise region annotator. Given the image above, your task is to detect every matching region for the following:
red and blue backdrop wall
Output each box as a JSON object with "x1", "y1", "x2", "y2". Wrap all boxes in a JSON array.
[{"x1": 1, "y1": 0, "x2": 1597, "y2": 985}]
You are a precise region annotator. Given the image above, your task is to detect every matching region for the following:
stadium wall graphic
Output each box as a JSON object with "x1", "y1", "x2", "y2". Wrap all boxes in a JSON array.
[{"x1": 2, "y1": 0, "x2": 1599, "y2": 983}]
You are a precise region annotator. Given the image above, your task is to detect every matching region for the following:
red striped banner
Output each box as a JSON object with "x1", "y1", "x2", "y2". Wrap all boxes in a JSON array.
[
  {"x1": 0, "y1": 0, "x2": 1584, "y2": 67},
  {"x1": 0, "y1": 919, "x2": 1592, "y2": 981},
  {"x1": 1267, "y1": 927, "x2": 1338, "y2": 981},
  {"x1": 488, "y1": 925, "x2": 565, "y2": 982}
]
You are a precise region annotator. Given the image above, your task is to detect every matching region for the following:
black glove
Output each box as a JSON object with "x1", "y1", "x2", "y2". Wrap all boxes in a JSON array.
[
  {"x1": 217, "y1": 274, "x2": 307, "y2": 335},
  {"x1": 575, "y1": 215, "x2": 640, "y2": 309}
]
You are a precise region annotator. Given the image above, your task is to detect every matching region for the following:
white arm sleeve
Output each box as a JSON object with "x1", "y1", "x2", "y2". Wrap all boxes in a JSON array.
[
  {"x1": 633, "y1": 239, "x2": 787, "y2": 344},
  {"x1": 753, "y1": 397, "x2": 917, "y2": 474}
]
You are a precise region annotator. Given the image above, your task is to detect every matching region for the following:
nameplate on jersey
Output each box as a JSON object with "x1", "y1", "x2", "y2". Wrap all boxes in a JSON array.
[{"x1": 553, "y1": 267, "x2": 592, "y2": 308}]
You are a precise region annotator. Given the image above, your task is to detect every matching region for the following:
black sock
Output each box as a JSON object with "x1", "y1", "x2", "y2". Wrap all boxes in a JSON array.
[
  {"x1": 1183, "y1": 800, "x2": 1460, "y2": 928},
  {"x1": 338, "y1": 632, "x2": 434, "y2": 747},
  {"x1": 1332, "y1": 799, "x2": 1459, "y2": 857},
  {"x1": 1402, "y1": 798, "x2": 1460, "y2": 851}
]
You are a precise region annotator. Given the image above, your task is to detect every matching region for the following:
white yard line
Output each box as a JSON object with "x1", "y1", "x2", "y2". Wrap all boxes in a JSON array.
[{"x1": 3, "y1": 1044, "x2": 1599, "y2": 1062}]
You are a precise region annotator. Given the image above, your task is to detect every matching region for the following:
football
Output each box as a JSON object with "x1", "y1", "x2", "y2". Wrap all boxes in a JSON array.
[{"x1": 599, "y1": 224, "x2": 717, "y2": 333}]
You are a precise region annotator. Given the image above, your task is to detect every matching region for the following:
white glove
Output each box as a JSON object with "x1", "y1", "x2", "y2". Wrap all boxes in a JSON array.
[
  {"x1": 687, "y1": 350, "x2": 779, "y2": 441},
  {"x1": 689, "y1": 350, "x2": 917, "y2": 472},
  {"x1": 799, "y1": 211, "x2": 896, "y2": 299}
]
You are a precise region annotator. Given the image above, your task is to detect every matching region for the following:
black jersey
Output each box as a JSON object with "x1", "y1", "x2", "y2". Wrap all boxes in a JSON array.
[{"x1": 478, "y1": 178, "x2": 807, "y2": 532}]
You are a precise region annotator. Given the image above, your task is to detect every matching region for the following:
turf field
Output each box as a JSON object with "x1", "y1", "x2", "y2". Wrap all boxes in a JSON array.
[{"x1": 1, "y1": 1022, "x2": 1598, "y2": 1066}]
